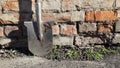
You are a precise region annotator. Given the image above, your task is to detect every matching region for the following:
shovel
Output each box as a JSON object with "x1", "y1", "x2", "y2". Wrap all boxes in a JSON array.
[{"x1": 24, "y1": 0, "x2": 53, "y2": 56}]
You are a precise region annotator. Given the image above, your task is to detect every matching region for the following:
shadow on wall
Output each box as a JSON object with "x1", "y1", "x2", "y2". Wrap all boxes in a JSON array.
[
  {"x1": 7, "y1": 0, "x2": 34, "y2": 47},
  {"x1": 18, "y1": 0, "x2": 33, "y2": 22}
]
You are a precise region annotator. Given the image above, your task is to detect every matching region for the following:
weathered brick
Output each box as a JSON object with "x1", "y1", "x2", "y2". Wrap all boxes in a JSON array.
[
  {"x1": 42, "y1": 13, "x2": 71, "y2": 22},
  {"x1": 55, "y1": 13, "x2": 71, "y2": 22},
  {"x1": 85, "y1": 11, "x2": 95, "y2": 21},
  {"x1": 98, "y1": 23, "x2": 113, "y2": 33},
  {"x1": 113, "y1": 33, "x2": 120, "y2": 43},
  {"x1": 4, "y1": 25, "x2": 22, "y2": 38},
  {"x1": 52, "y1": 25, "x2": 59, "y2": 35},
  {"x1": 63, "y1": 0, "x2": 115, "y2": 11},
  {"x1": 2, "y1": 0, "x2": 35, "y2": 13},
  {"x1": 116, "y1": 0, "x2": 120, "y2": 8},
  {"x1": 117, "y1": 10, "x2": 120, "y2": 18},
  {"x1": 101, "y1": 0, "x2": 115, "y2": 9},
  {"x1": 4, "y1": 0, "x2": 18, "y2": 1},
  {"x1": 72, "y1": 0, "x2": 82, "y2": 10},
  {"x1": 42, "y1": 0, "x2": 61, "y2": 12},
  {"x1": 0, "y1": 27, "x2": 3, "y2": 37},
  {"x1": 71, "y1": 11, "x2": 85, "y2": 21},
  {"x1": 81, "y1": 0, "x2": 115, "y2": 9},
  {"x1": 0, "y1": 2, "x2": 2, "y2": 13},
  {"x1": 60, "y1": 24, "x2": 77, "y2": 35},
  {"x1": 86, "y1": 10, "x2": 117, "y2": 21},
  {"x1": 53, "y1": 36, "x2": 73, "y2": 45},
  {"x1": 115, "y1": 20, "x2": 120, "y2": 32},
  {"x1": 42, "y1": 13, "x2": 56, "y2": 22},
  {"x1": 81, "y1": 0, "x2": 100, "y2": 8},
  {"x1": 95, "y1": 11, "x2": 117, "y2": 21},
  {"x1": 79, "y1": 23, "x2": 96, "y2": 32},
  {"x1": 0, "y1": 13, "x2": 32, "y2": 23},
  {"x1": 62, "y1": 0, "x2": 73, "y2": 11},
  {"x1": 75, "y1": 36, "x2": 103, "y2": 46},
  {"x1": 2, "y1": 1, "x2": 19, "y2": 12},
  {"x1": 0, "y1": 13, "x2": 19, "y2": 22},
  {"x1": 62, "y1": 0, "x2": 113, "y2": 11}
]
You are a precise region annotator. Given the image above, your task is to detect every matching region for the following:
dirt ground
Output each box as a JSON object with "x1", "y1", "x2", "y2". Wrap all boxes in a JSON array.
[
  {"x1": 0, "y1": 57, "x2": 47, "y2": 68},
  {"x1": 0, "y1": 54, "x2": 119, "y2": 68},
  {"x1": 0, "y1": 56, "x2": 105, "y2": 68},
  {"x1": 0, "y1": 48, "x2": 119, "y2": 68}
]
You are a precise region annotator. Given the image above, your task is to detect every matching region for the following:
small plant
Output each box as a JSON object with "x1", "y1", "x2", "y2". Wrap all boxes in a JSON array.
[
  {"x1": 86, "y1": 46, "x2": 118, "y2": 60},
  {"x1": 98, "y1": 47, "x2": 116, "y2": 55},
  {"x1": 47, "y1": 45, "x2": 120, "y2": 61},
  {"x1": 86, "y1": 48, "x2": 103, "y2": 60},
  {"x1": 50, "y1": 45, "x2": 60, "y2": 60},
  {"x1": 66, "y1": 50, "x2": 79, "y2": 59}
]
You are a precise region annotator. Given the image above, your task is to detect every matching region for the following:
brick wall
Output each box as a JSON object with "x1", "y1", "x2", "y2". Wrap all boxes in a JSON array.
[{"x1": 0, "y1": 0, "x2": 120, "y2": 47}]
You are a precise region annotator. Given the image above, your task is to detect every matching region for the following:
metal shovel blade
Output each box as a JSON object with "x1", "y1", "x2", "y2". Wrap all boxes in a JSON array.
[{"x1": 24, "y1": 21, "x2": 53, "y2": 56}]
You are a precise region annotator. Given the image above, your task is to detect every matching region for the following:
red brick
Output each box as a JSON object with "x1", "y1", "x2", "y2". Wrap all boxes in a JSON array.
[
  {"x1": 98, "y1": 23, "x2": 113, "y2": 33},
  {"x1": 60, "y1": 24, "x2": 77, "y2": 35},
  {"x1": 2, "y1": 0, "x2": 35, "y2": 13},
  {"x1": 2, "y1": 1, "x2": 19, "y2": 11},
  {"x1": 95, "y1": 11, "x2": 117, "y2": 21},
  {"x1": 85, "y1": 11, "x2": 95, "y2": 21},
  {"x1": 52, "y1": 25, "x2": 59, "y2": 35}
]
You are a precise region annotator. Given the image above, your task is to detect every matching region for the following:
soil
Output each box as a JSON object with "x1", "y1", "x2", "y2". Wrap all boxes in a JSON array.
[
  {"x1": 0, "y1": 56, "x2": 105, "y2": 68},
  {"x1": 0, "y1": 54, "x2": 119, "y2": 68},
  {"x1": 0, "y1": 48, "x2": 119, "y2": 68}
]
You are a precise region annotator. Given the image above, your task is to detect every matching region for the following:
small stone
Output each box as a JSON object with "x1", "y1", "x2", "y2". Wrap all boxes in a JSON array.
[
  {"x1": 0, "y1": 38, "x2": 11, "y2": 45},
  {"x1": 0, "y1": 50, "x2": 4, "y2": 54},
  {"x1": 113, "y1": 34, "x2": 120, "y2": 43}
]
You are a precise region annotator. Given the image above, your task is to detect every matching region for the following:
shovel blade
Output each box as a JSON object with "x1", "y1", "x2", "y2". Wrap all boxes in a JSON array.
[{"x1": 24, "y1": 21, "x2": 53, "y2": 56}]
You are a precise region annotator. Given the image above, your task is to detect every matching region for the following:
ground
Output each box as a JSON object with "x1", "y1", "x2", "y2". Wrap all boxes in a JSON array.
[
  {"x1": 0, "y1": 56, "x2": 105, "y2": 68},
  {"x1": 0, "y1": 53, "x2": 120, "y2": 68},
  {"x1": 0, "y1": 48, "x2": 120, "y2": 68}
]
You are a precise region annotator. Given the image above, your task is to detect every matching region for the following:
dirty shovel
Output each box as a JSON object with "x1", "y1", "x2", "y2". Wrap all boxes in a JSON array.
[{"x1": 24, "y1": 0, "x2": 53, "y2": 56}]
